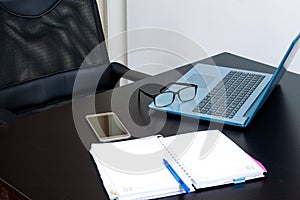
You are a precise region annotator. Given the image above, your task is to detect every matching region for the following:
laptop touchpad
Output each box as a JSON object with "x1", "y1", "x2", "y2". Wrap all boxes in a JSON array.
[{"x1": 187, "y1": 74, "x2": 216, "y2": 88}]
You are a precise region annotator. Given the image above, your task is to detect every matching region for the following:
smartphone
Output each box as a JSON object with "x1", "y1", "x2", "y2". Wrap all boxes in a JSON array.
[{"x1": 86, "y1": 112, "x2": 130, "y2": 142}]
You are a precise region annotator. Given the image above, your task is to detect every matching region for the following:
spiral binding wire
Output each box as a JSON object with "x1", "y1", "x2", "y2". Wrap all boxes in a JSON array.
[{"x1": 156, "y1": 135, "x2": 197, "y2": 188}]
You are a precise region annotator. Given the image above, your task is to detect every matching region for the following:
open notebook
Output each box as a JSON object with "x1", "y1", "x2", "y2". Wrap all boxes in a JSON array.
[{"x1": 90, "y1": 130, "x2": 267, "y2": 200}]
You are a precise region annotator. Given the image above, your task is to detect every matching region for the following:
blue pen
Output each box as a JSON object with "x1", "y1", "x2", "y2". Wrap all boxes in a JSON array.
[{"x1": 163, "y1": 159, "x2": 191, "y2": 194}]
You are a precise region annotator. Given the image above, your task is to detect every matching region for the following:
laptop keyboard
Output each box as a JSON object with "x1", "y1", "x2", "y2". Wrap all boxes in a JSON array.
[{"x1": 192, "y1": 71, "x2": 265, "y2": 118}]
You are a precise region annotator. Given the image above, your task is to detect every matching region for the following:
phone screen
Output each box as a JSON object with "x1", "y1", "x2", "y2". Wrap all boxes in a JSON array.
[{"x1": 86, "y1": 112, "x2": 130, "y2": 142}]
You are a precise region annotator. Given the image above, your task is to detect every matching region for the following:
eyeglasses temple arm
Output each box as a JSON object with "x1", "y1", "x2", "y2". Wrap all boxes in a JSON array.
[{"x1": 138, "y1": 89, "x2": 155, "y2": 102}]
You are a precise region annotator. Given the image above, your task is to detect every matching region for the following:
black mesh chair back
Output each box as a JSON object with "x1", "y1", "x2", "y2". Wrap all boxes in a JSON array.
[{"x1": 0, "y1": 0, "x2": 127, "y2": 116}]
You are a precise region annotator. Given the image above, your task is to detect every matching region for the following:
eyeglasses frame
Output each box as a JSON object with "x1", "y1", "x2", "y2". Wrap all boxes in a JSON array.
[{"x1": 138, "y1": 82, "x2": 198, "y2": 108}]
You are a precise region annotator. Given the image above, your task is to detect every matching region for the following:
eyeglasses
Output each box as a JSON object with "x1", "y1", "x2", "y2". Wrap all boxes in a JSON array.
[{"x1": 139, "y1": 82, "x2": 198, "y2": 108}]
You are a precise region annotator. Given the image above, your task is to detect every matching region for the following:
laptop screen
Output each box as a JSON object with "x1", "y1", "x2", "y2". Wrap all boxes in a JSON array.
[
  {"x1": 269, "y1": 33, "x2": 300, "y2": 92},
  {"x1": 245, "y1": 33, "x2": 300, "y2": 126}
]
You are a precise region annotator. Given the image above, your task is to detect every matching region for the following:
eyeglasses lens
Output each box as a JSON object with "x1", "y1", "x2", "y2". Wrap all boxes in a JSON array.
[
  {"x1": 155, "y1": 92, "x2": 174, "y2": 107},
  {"x1": 179, "y1": 87, "x2": 196, "y2": 101}
]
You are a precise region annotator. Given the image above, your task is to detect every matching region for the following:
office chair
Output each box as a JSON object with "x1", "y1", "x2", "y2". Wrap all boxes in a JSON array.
[{"x1": 0, "y1": 0, "x2": 149, "y2": 125}]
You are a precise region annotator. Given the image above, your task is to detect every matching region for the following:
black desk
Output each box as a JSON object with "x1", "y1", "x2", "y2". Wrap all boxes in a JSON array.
[{"x1": 1, "y1": 53, "x2": 300, "y2": 200}]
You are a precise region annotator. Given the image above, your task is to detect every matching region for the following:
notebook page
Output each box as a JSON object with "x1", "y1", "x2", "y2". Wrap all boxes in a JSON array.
[
  {"x1": 162, "y1": 130, "x2": 266, "y2": 189},
  {"x1": 92, "y1": 156, "x2": 188, "y2": 200},
  {"x1": 90, "y1": 136, "x2": 194, "y2": 200}
]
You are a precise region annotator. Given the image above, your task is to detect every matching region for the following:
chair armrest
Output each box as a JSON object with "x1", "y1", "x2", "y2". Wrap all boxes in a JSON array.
[
  {"x1": 0, "y1": 108, "x2": 17, "y2": 126},
  {"x1": 110, "y1": 62, "x2": 151, "y2": 82}
]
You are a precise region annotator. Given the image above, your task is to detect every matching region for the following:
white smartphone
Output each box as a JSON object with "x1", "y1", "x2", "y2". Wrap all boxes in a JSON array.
[{"x1": 86, "y1": 112, "x2": 131, "y2": 142}]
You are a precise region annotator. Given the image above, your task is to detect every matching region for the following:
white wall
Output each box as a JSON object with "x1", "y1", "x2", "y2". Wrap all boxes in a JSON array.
[
  {"x1": 127, "y1": 0, "x2": 300, "y2": 75},
  {"x1": 97, "y1": 0, "x2": 128, "y2": 65},
  {"x1": 96, "y1": 0, "x2": 106, "y2": 36}
]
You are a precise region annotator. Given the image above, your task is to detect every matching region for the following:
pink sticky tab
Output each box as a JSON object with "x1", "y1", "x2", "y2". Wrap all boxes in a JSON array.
[{"x1": 248, "y1": 154, "x2": 267, "y2": 173}]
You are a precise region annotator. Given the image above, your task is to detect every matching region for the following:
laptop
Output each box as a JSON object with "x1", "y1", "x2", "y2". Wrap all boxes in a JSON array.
[{"x1": 149, "y1": 33, "x2": 300, "y2": 127}]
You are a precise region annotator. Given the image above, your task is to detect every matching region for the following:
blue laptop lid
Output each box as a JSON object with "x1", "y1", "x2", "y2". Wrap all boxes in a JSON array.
[{"x1": 245, "y1": 33, "x2": 300, "y2": 126}]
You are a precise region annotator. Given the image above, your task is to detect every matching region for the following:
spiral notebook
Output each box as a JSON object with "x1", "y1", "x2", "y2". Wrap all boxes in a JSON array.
[{"x1": 90, "y1": 130, "x2": 267, "y2": 200}]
